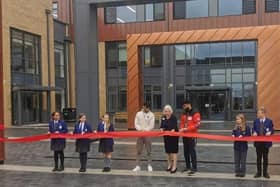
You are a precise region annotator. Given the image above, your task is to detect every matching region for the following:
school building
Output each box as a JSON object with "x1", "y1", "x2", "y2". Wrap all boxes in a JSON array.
[
  {"x1": 73, "y1": 0, "x2": 280, "y2": 129},
  {"x1": 0, "y1": 0, "x2": 76, "y2": 127}
]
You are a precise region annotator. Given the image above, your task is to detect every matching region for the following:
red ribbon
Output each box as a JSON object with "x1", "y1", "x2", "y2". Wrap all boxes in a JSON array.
[{"x1": 0, "y1": 131, "x2": 280, "y2": 143}]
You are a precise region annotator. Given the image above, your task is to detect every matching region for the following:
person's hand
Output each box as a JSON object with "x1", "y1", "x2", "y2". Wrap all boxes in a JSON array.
[
  {"x1": 238, "y1": 135, "x2": 243, "y2": 138},
  {"x1": 171, "y1": 129, "x2": 175, "y2": 132},
  {"x1": 55, "y1": 131, "x2": 59, "y2": 134},
  {"x1": 266, "y1": 131, "x2": 271, "y2": 136},
  {"x1": 94, "y1": 130, "x2": 97, "y2": 133},
  {"x1": 47, "y1": 131, "x2": 50, "y2": 134},
  {"x1": 160, "y1": 128, "x2": 164, "y2": 132},
  {"x1": 81, "y1": 132, "x2": 85, "y2": 135},
  {"x1": 179, "y1": 128, "x2": 187, "y2": 132},
  {"x1": 253, "y1": 132, "x2": 257, "y2": 136},
  {"x1": 70, "y1": 132, "x2": 73, "y2": 135}
]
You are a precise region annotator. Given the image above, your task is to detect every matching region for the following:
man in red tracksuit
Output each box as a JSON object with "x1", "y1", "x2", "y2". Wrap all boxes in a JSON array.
[{"x1": 179, "y1": 100, "x2": 201, "y2": 175}]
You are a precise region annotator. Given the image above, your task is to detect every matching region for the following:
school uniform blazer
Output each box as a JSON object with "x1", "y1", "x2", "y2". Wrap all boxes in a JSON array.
[
  {"x1": 48, "y1": 120, "x2": 68, "y2": 151},
  {"x1": 97, "y1": 122, "x2": 114, "y2": 147},
  {"x1": 252, "y1": 118, "x2": 274, "y2": 148},
  {"x1": 232, "y1": 125, "x2": 251, "y2": 151},
  {"x1": 73, "y1": 122, "x2": 93, "y2": 153}
]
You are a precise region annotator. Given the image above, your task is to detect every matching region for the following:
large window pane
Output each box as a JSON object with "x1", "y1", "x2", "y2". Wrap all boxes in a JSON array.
[
  {"x1": 243, "y1": 41, "x2": 256, "y2": 64},
  {"x1": 175, "y1": 45, "x2": 185, "y2": 65},
  {"x1": 265, "y1": 0, "x2": 280, "y2": 12},
  {"x1": 117, "y1": 6, "x2": 137, "y2": 23},
  {"x1": 105, "y1": 3, "x2": 165, "y2": 24},
  {"x1": 231, "y1": 42, "x2": 242, "y2": 65},
  {"x1": 210, "y1": 42, "x2": 226, "y2": 65},
  {"x1": 145, "y1": 4, "x2": 154, "y2": 21},
  {"x1": 186, "y1": 0, "x2": 209, "y2": 18},
  {"x1": 219, "y1": 0, "x2": 242, "y2": 16},
  {"x1": 54, "y1": 43, "x2": 65, "y2": 78},
  {"x1": 173, "y1": 1, "x2": 186, "y2": 19},
  {"x1": 195, "y1": 44, "x2": 210, "y2": 65},
  {"x1": 154, "y1": 3, "x2": 165, "y2": 20},
  {"x1": 244, "y1": 84, "x2": 255, "y2": 109},
  {"x1": 232, "y1": 83, "x2": 243, "y2": 110}
]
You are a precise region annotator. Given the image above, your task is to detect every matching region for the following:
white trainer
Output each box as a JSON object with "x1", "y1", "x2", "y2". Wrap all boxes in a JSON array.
[
  {"x1": 132, "y1": 166, "x2": 141, "y2": 172},
  {"x1": 147, "y1": 165, "x2": 153, "y2": 172}
]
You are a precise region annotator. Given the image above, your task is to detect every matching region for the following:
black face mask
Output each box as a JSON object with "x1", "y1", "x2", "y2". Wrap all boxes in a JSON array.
[{"x1": 184, "y1": 107, "x2": 191, "y2": 113}]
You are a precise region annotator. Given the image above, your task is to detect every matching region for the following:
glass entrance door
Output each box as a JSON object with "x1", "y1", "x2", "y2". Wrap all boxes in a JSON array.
[{"x1": 186, "y1": 90, "x2": 229, "y2": 120}]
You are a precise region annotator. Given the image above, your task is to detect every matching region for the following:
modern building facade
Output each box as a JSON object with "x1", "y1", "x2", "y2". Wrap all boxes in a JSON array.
[
  {"x1": 74, "y1": 0, "x2": 280, "y2": 129},
  {"x1": 0, "y1": 0, "x2": 76, "y2": 127}
]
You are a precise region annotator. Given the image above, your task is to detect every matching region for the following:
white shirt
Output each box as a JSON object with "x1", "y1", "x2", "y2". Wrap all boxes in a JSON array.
[
  {"x1": 79, "y1": 122, "x2": 84, "y2": 132},
  {"x1": 134, "y1": 110, "x2": 155, "y2": 131}
]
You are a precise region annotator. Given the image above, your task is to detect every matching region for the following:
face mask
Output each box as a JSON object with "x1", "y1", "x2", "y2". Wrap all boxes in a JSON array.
[{"x1": 184, "y1": 107, "x2": 191, "y2": 113}]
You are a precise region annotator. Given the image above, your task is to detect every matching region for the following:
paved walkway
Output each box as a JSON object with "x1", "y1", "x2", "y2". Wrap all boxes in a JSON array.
[{"x1": 1, "y1": 123, "x2": 280, "y2": 186}]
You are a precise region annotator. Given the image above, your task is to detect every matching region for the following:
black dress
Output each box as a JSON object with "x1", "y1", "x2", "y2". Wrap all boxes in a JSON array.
[{"x1": 160, "y1": 114, "x2": 179, "y2": 154}]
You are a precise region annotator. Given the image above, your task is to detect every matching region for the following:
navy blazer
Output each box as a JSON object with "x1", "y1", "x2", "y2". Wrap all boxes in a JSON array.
[
  {"x1": 252, "y1": 118, "x2": 274, "y2": 148},
  {"x1": 97, "y1": 122, "x2": 114, "y2": 146},
  {"x1": 232, "y1": 125, "x2": 251, "y2": 151},
  {"x1": 73, "y1": 121, "x2": 93, "y2": 153},
  {"x1": 48, "y1": 120, "x2": 68, "y2": 151}
]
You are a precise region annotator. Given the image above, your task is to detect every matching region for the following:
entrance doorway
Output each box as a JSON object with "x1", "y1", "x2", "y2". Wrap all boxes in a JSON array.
[{"x1": 186, "y1": 88, "x2": 231, "y2": 120}]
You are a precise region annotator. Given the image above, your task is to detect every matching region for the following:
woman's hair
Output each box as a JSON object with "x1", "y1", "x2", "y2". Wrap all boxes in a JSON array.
[
  {"x1": 52, "y1": 111, "x2": 60, "y2": 117},
  {"x1": 103, "y1": 113, "x2": 111, "y2": 131},
  {"x1": 78, "y1": 113, "x2": 86, "y2": 120},
  {"x1": 235, "y1": 113, "x2": 246, "y2": 131},
  {"x1": 163, "y1": 105, "x2": 173, "y2": 114}
]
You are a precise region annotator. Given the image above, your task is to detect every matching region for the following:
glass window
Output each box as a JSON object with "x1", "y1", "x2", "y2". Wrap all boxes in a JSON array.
[
  {"x1": 11, "y1": 29, "x2": 41, "y2": 76},
  {"x1": 186, "y1": 0, "x2": 209, "y2": 18},
  {"x1": 231, "y1": 42, "x2": 242, "y2": 65},
  {"x1": 153, "y1": 94, "x2": 162, "y2": 109},
  {"x1": 144, "y1": 47, "x2": 151, "y2": 66},
  {"x1": 118, "y1": 43, "x2": 127, "y2": 66},
  {"x1": 154, "y1": 3, "x2": 165, "y2": 20},
  {"x1": 210, "y1": 42, "x2": 226, "y2": 65},
  {"x1": 265, "y1": 0, "x2": 280, "y2": 12},
  {"x1": 105, "y1": 7, "x2": 117, "y2": 23},
  {"x1": 243, "y1": 0, "x2": 256, "y2": 14},
  {"x1": 144, "y1": 46, "x2": 163, "y2": 67},
  {"x1": 52, "y1": 2, "x2": 58, "y2": 19},
  {"x1": 175, "y1": 45, "x2": 185, "y2": 65},
  {"x1": 195, "y1": 43, "x2": 210, "y2": 65},
  {"x1": 173, "y1": 1, "x2": 186, "y2": 19},
  {"x1": 105, "y1": 3, "x2": 165, "y2": 24},
  {"x1": 219, "y1": 0, "x2": 242, "y2": 16},
  {"x1": 145, "y1": 4, "x2": 154, "y2": 21},
  {"x1": 119, "y1": 87, "x2": 127, "y2": 111},
  {"x1": 117, "y1": 6, "x2": 137, "y2": 23},
  {"x1": 244, "y1": 84, "x2": 255, "y2": 109},
  {"x1": 243, "y1": 41, "x2": 256, "y2": 64},
  {"x1": 54, "y1": 43, "x2": 65, "y2": 78},
  {"x1": 232, "y1": 83, "x2": 243, "y2": 110},
  {"x1": 105, "y1": 42, "x2": 127, "y2": 68}
]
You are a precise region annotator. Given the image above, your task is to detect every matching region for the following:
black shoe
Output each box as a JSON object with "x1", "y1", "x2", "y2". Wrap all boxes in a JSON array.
[
  {"x1": 263, "y1": 173, "x2": 270, "y2": 179},
  {"x1": 188, "y1": 170, "x2": 197, "y2": 175},
  {"x1": 166, "y1": 167, "x2": 171, "y2": 172},
  {"x1": 239, "y1": 174, "x2": 245, "y2": 178},
  {"x1": 235, "y1": 174, "x2": 240, "y2": 177},
  {"x1": 170, "y1": 168, "x2": 177, "y2": 174},
  {"x1": 181, "y1": 168, "x2": 191, "y2": 173},
  {"x1": 254, "y1": 173, "x2": 261, "y2": 178},
  {"x1": 103, "y1": 167, "x2": 111, "y2": 172},
  {"x1": 79, "y1": 168, "x2": 86, "y2": 172},
  {"x1": 57, "y1": 166, "x2": 64, "y2": 172},
  {"x1": 52, "y1": 167, "x2": 58, "y2": 172}
]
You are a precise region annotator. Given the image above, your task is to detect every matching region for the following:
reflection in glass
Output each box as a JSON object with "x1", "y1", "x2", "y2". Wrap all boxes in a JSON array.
[
  {"x1": 219, "y1": 0, "x2": 242, "y2": 16},
  {"x1": 186, "y1": 0, "x2": 209, "y2": 18}
]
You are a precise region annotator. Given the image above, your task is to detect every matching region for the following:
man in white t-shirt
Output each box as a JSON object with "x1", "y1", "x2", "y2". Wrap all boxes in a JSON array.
[{"x1": 132, "y1": 103, "x2": 155, "y2": 172}]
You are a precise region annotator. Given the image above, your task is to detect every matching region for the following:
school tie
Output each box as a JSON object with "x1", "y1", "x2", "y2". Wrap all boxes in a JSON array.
[{"x1": 260, "y1": 120, "x2": 264, "y2": 136}]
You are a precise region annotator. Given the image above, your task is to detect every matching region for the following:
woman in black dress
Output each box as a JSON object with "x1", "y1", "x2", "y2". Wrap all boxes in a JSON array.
[{"x1": 160, "y1": 105, "x2": 179, "y2": 174}]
